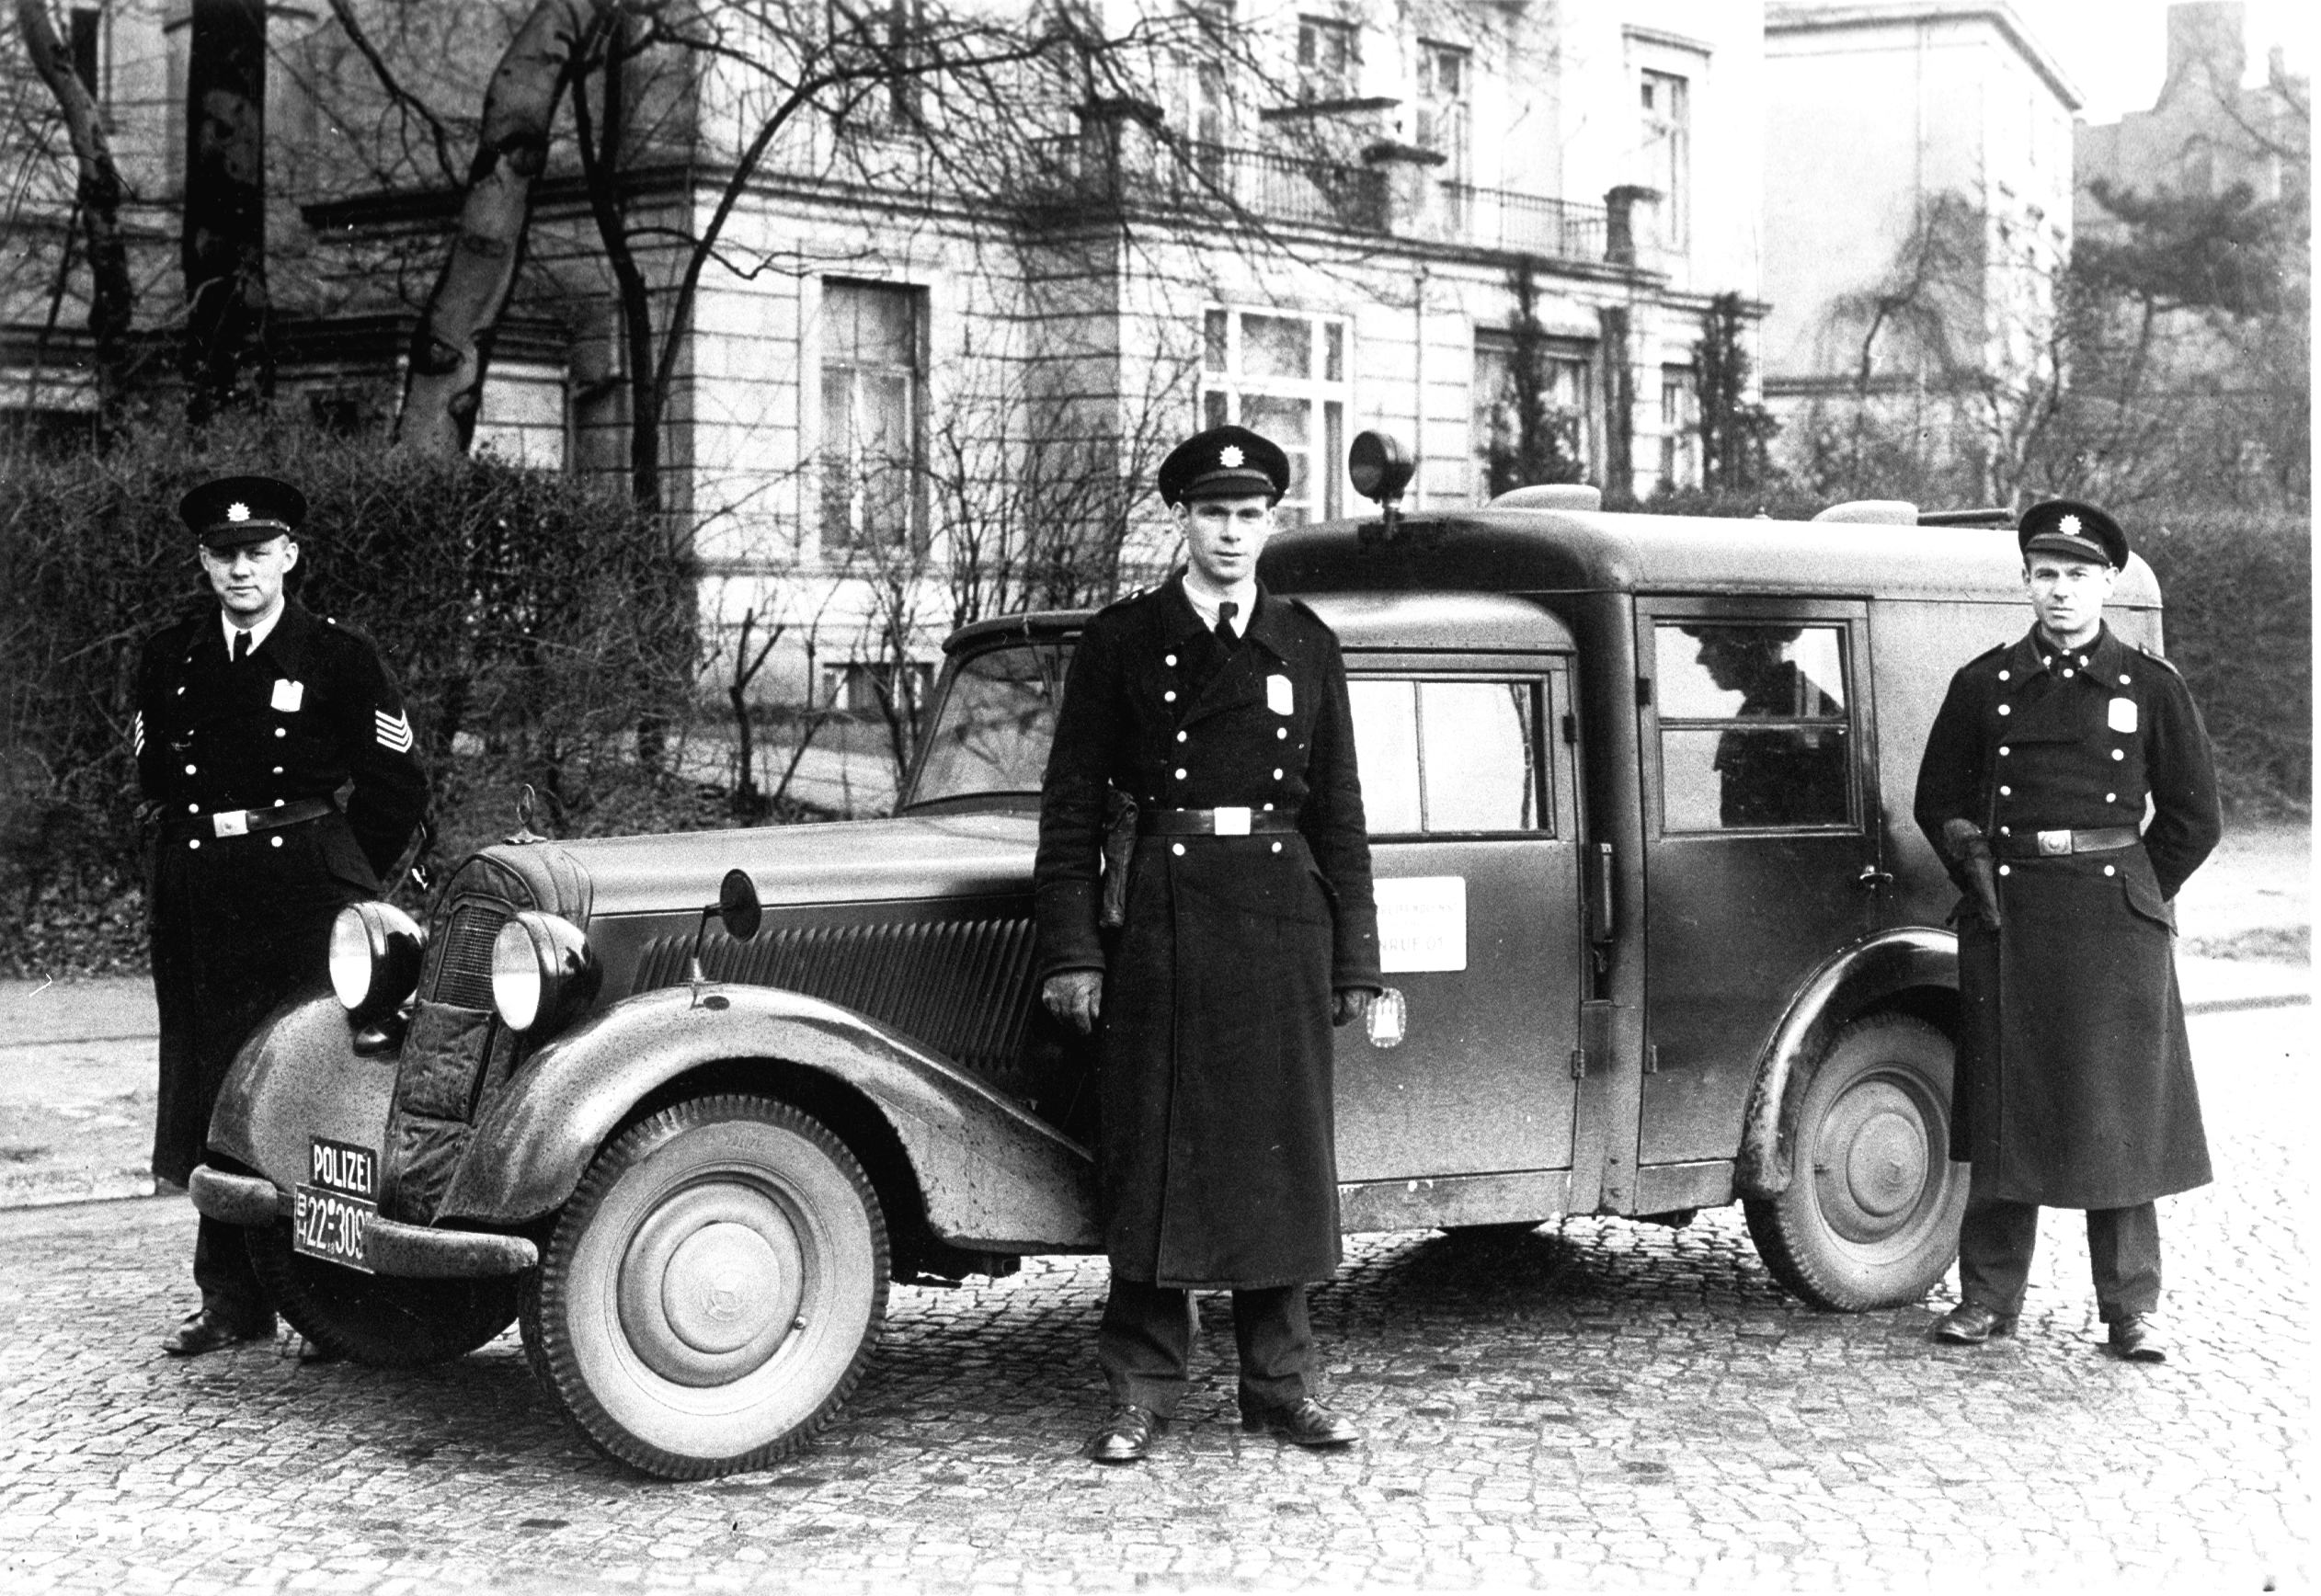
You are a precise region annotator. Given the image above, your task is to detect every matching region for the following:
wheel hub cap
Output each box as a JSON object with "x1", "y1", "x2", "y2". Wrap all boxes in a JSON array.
[
  {"x1": 1815, "y1": 1077, "x2": 1933, "y2": 1245},
  {"x1": 618, "y1": 1183, "x2": 806, "y2": 1387}
]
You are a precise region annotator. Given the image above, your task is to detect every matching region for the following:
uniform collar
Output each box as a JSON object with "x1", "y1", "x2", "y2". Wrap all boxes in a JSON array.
[
  {"x1": 2006, "y1": 621, "x2": 2120, "y2": 680},
  {"x1": 1161, "y1": 572, "x2": 1287, "y2": 649},
  {"x1": 220, "y1": 602, "x2": 285, "y2": 657},
  {"x1": 249, "y1": 599, "x2": 322, "y2": 678}
]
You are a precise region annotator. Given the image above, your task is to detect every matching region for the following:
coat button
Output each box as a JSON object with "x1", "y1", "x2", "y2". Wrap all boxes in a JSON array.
[
  {"x1": 1172, "y1": 843, "x2": 1185, "y2": 857},
  {"x1": 1999, "y1": 785, "x2": 2011, "y2": 796},
  {"x1": 1273, "y1": 768, "x2": 1284, "y2": 780},
  {"x1": 2108, "y1": 792, "x2": 2118, "y2": 804},
  {"x1": 272, "y1": 767, "x2": 283, "y2": 775},
  {"x1": 273, "y1": 798, "x2": 284, "y2": 807},
  {"x1": 1998, "y1": 670, "x2": 2010, "y2": 681},
  {"x1": 176, "y1": 685, "x2": 186, "y2": 695},
  {"x1": 184, "y1": 763, "x2": 197, "y2": 775},
  {"x1": 187, "y1": 804, "x2": 199, "y2": 814},
  {"x1": 2120, "y1": 674, "x2": 2132, "y2": 685},
  {"x1": 1176, "y1": 731, "x2": 1186, "y2": 743},
  {"x1": 1997, "y1": 864, "x2": 2010, "y2": 876},
  {"x1": 1271, "y1": 841, "x2": 1283, "y2": 854},
  {"x1": 1997, "y1": 704, "x2": 2011, "y2": 716},
  {"x1": 270, "y1": 836, "x2": 283, "y2": 848},
  {"x1": 1173, "y1": 768, "x2": 1186, "y2": 780},
  {"x1": 2104, "y1": 864, "x2": 2116, "y2": 876},
  {"x1": 2062, "y1": 667, "x2": 2075, "y2": 678},
  {"x1": 1164, "y1": 690, "x2": 1176, "y2": 702},
  {"x1": 1998, "y1": 826, "x2": 2010, "y2": 836},
  {"x1": 1263, "y1": 803, "x2": 1275, "y2": 811},
  {"x1": 188, "y1": 839, "x2": 200, "y2": 850},
  {"x1": 1164, "y1": 654, "x2": 1177, "y2": 667},
  {"x1": 2111, "y1": 748, "x2": 2124, "y2": 760},
  {"x1": 274, "y1": 727, "x2": 286, "y2": 738},
  {"x1": 1276, "y1": 727, "x2": 1287, "y2": 740},
  {"x1": 1998, "y1": 747, "x2": 2010, "y2": 757}
]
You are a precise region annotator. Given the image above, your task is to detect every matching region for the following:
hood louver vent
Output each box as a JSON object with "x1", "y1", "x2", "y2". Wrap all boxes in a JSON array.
[{"x1": 636, "y1": 915, "x2": 1040, "y2": 1084}]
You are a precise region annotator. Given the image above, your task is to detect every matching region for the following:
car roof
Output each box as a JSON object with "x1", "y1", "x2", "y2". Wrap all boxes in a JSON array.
[{"x1": 1265, "y1": 509, "x2": 2163, "y2": 606}]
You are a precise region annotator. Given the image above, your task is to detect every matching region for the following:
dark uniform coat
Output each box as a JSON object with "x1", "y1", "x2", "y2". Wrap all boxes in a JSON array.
[
  {"x1": 1035, "y1": 578, "x2": 1381, "y2": 1289},
  {"x1": 1914, "y1": 622, "x2": 2221, "y2": 1209},
  {"x1": 135, "y1": 598, "x2": 427, "y2": 1184}
]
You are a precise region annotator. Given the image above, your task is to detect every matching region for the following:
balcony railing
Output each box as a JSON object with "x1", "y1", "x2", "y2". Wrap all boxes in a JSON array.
[
  {"x1": 1442, "y1": 184, "x2": 1608, "y2": 264},
  {"x1": 1026, "y1": 135, "x2": 1613, "y2": 267}
]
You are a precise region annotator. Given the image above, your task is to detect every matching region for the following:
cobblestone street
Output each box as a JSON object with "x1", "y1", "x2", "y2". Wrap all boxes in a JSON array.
[{"x1": 0, "y1": 1002, "x2": 2306, "y2": 1594}]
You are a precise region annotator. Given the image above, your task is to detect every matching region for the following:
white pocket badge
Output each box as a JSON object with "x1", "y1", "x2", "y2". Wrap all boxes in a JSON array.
[
  {"x1": 271, "y1": 678, "x2": 305, "y2": 713},
  {"x1": 1267, "y1": 674, "x2": 1295, "y2": 715},
  {"x1": 2108, "y1": 697, "x2": 2138, "y2": 734}
]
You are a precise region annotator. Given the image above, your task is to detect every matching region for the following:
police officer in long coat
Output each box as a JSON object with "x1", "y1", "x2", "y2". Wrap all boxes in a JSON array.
[
  {"x1": 1035, "y1": 425, "x2": 1382, "y2": 1462},
  {"x1": 1914, "y1": 500, "x2": 2221, "y2": 1362},
  {"x1": 136, "y1": 475, "x2": 428, "y2": 1355}
]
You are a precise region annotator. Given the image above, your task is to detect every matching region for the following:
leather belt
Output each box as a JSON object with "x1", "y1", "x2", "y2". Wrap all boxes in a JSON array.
[
  {"x1": 165, "y1": 796, "x2": 335, "y2": 840},
  {"x1": 1995, "y1": 825, "x2": 2140, "y2": 860},
  {"x1": 1138, "y1": 806, "x2": 1299, "y2": 837}
]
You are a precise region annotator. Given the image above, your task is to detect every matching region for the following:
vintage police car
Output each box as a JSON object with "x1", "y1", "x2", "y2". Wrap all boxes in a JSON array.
[{"x1": 189, "y1": 438, "x2": 2172, "y2": 1478}]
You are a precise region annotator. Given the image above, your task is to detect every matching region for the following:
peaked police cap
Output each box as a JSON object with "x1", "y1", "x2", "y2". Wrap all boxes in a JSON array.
[
  {"x1": 1159, "y1": 425, "x2": 1291, "y2": 507},
  {"x1": 2018, "y1": 498, "x2": 2128, "y2": 570},
  {"x1": 180, "y1": 474, "x2": 308, "y2": 547}
]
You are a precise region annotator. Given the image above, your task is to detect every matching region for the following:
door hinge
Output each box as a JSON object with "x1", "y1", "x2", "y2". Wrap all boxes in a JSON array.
[
  {"x1": 1643, "y1": 1043, "x2": 1661, "y2": 1075},
  {"x1": 1636, "y1": 676, "x2": 1653, "y2": 708},
  {"x1": 1569, "y1": 1047, "x2": 1588, "y2": 1080},
  {"x1": 1561, "y1": 711, "x2": 1577, "y2": 746}
]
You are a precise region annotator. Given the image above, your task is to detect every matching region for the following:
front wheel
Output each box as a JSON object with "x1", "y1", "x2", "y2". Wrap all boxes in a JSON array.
[
  {"x1": 520, "y1": 1095, "x2": 888, "y2": 1479},
  {"x1": 246, "y1": 1222, "x2": 520, "y2": 1367},
  {"x1": 1744, "y1": 1014, "x2": 1967, "y2": 1311}
]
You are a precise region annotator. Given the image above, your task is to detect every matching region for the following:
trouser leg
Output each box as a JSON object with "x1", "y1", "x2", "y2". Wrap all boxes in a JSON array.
[
  {"x1": 1956, "y1": 1189, "x2": 2041, "y2": 1317},
  {"x1": 1096, "y1": 1276, "x2": 1196, "y2": 1417},
  {"x1": 193, "y1": 1218, "x2": 273, "y2": 1331},
  {"x1": 1229, "y1": 1284, "x2": 1315, "y2": 1411},
  {"x1": 2086, "y1": 1203, "x2": 2162, "y2": 1322}
]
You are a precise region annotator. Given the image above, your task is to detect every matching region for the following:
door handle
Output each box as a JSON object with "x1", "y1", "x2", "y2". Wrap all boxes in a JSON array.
[{"x1": 1855, "y1": 864, "x2": 1894, "y2": 890}]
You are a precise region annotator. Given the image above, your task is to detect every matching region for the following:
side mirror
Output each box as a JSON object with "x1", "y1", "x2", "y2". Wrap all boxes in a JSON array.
[{"x1": 717, "y1": 868, "x2": 763, "y2": 942}]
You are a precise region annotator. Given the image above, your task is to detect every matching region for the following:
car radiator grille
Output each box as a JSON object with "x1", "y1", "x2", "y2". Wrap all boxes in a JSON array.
[
  {"x1": 636, "y1": 916, "x2": 1040, "y2": 1083},
  {"x1": 430, "y1": 902, "x2": 509, "y2": 1010}
]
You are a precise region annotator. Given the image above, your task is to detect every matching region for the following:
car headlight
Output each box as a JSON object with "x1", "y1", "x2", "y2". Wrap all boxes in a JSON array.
[
  {"x1": 329, "y1": 902, "x2": 427, "y2": 1026},
  {"x1": 491, "y1": 911, "x2": 599, "y2": 1033}
]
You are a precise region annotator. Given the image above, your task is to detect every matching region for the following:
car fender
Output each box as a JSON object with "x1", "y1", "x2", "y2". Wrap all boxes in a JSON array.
[
  {"x1": 434, "y1": 983, "x2": 1101, "y2": 1250},
  {"x1": 208, "y1": 988, "x2": 398, "y2": 1191},
  {"x1": 1734, "y1": 928, "x2": 1957, "y2": 1198}
]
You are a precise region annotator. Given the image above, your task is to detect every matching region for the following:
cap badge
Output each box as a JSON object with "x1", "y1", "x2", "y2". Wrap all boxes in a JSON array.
[
  {"x1": 2058, "y1": 513, "x2": 2082, "y2": 537},
  {"x1": 225, "y1": 502, "x2": 251, "y2": 523},
  {"x1": 1219, "y1": 445, "x2": 1245, "y2": 469}
]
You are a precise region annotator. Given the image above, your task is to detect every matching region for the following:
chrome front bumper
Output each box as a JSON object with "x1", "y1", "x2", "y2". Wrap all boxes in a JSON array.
[{"x1": 187, "y1": 1165, "x2": 540, "y2": 1279}]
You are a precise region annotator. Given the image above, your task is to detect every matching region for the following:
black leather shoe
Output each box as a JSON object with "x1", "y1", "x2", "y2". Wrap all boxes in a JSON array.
[
  {"x1": 161, "y1": 1308, "x2": 273, "y2": 1357},
  {"x1": 295, "y1": 1336, "x2": 342, "y2": 1365},
  {"x1": 1241, "y1": 1396, "x2": 1359, "y2": 1448},
  {"x1": 1085, "y1": 1404, "x2": 1166, "y2": 1463},
  {"x1": 2108, "y1": 1314, "x2": 2167, "y2": 1362},
  {"x1": 1931, "y1": 1303, "x2": 2018, "y2": 1345}
]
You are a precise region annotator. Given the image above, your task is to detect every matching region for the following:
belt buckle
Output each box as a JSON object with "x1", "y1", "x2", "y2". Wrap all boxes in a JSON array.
[
  {"x1": 2035, "y1": 827, "x2": 2072, "y2": 857},
  {"x1": 211, "y1": 809, "x2": 249, "y2": 838},
  {"x1": 1212, "y1": 806, "x2": 1251, "y2": 837}
]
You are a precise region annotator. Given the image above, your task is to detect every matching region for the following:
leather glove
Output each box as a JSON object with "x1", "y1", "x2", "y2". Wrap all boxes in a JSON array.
[
  {"x1": 1332, "y1": 987, "x2": 1375, "y2": 1028},
  {"x1": 1042, "y1": 970, "x2": 1103, "y2": 1035},
  {"x1": 1940, "y1": 818, "x2": 2004, "y2": 929}
]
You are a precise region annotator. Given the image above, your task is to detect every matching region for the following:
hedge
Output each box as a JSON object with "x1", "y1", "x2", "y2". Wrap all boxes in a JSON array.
[{"x1": 2, "y1": 419, "x2": 701, "y2": 977}]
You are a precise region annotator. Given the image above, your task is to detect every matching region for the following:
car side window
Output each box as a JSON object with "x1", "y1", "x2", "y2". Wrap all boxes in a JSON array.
[
  {"x1": 1655, "y1": 621, "x2": 1852, "y2": 832},
  {"x1": 1348, "y1": 677, "x2": 1548, "y2": 835}
]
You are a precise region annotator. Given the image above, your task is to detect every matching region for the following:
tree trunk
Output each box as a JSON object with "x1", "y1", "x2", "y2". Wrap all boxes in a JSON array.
[
  {"x1": 16, "y1": 0, "x2": 136, "y2": 443},
  {"x1": 570, "y1": 7, "x2": 662, "y2": 509},
  {"x1": 396, "y1": 0, "x2": 603, "y2": 454},
  {"x1": 182, "y1": 0, "x2": 270, "y2": 423}
]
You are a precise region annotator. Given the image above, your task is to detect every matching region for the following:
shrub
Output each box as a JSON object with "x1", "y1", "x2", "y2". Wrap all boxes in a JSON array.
[{"x1": 1, "y1": 417, "x2": 701, "y2": 976}]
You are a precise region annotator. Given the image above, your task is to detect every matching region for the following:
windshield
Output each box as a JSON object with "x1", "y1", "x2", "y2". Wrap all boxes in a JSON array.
[{"x1": 905, "y1": 638, "x2": 1074, "y2": 809}]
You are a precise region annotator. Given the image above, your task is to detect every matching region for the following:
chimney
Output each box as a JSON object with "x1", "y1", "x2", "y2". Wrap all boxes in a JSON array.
[{"x1": 2164, "y1": 4, "x2": 2247, "y2": 103}]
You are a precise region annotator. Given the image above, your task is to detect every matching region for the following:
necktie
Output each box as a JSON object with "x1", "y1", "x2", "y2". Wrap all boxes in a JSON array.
[
  {"x1": 1214, "y1": 600, "x2": 1239, "y2": 648},
  {"x1": 232, "y1": 630, "x2": 251, "y2": 664}
]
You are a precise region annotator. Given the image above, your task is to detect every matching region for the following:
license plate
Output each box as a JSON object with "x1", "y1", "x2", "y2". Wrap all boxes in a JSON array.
[{"x1": 292, "y1": 1136, "x2": 379, "y2": 1272}]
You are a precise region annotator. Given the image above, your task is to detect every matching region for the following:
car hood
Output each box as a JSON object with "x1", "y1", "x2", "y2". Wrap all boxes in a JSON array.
[{"x1": 535, "y1": 812, "x2": 1040, "y2": 918}]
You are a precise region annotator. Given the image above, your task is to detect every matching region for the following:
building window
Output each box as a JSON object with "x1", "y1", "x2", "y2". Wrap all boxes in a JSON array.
[
  {"x1": 1640, "y1": 68, "x2": 1689, "y2": 256},
  {"x1": 823, "y1": 659, "x2": 933, "y2": 719},
  {"x1": 1416, "y1": 41, "x2": 1470, "y2": 181},
  {"x1": 1659, "y1": 365, "x2": 1698, "y2": 490},
  {"x1": 1470, "y1": 330, "x2": 1593, "y2": 502},
  {"x1": 1201, "y1": 307, "x2": 1347, "y2": 525},
  {"x1": 819, "y1": 279, "x2": 924, "y2": 554},
  {"x1": 1296, "y1": 16, "x2": 1358, "y2": 101}
]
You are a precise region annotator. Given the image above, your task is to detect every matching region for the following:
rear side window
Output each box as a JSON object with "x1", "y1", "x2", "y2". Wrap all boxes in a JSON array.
[
  {"x1": 1348, "y1": 678, "x2": 1548, "y2": 835},
  {"x1": 1655, "y1": 621, "x2": 1852, "y2": 832}
]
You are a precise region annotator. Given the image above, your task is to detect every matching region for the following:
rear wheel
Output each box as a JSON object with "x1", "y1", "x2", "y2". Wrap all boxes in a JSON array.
[
  {"x1": 246, "y1": 1223, "x2": 520, "y2": 1367},
  {"x1": 520, "y1": 1095, "x2": 887, "y2": 1479},
  {"x1": 1744, "y1": 1014, "x2": 1967, "y2": 1311}
]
